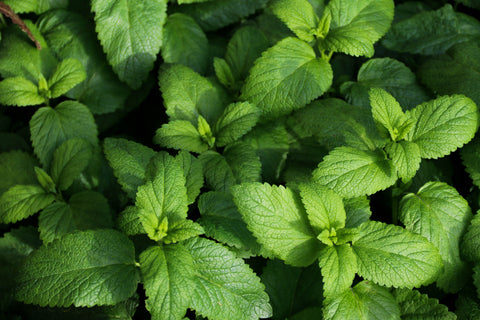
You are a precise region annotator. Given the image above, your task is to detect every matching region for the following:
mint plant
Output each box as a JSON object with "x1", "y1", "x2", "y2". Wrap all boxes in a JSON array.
[{"x1": 1, "y1": 0, "x2": 480, "y2": 319}]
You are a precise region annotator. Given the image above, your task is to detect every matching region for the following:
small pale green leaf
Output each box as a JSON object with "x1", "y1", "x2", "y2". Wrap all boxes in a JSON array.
[
  {"x1": 16, "y1": 230, "x2": 139, "y2": 307},
  {"x1": 369, "y1": 87, "x2": 408, "y2": 141},
  {"x1": 0, "y1": 185, "x2": 55, "y2": 224},
  {"x1": 103, "y1": 138, "x2": 156, "y2": 199},
  {"x1": 0, "y1": 77, "x2": 45, "y2": 106},
  {"x1": 392, "y1": 288, "x2": 456, "y2": 319},
  {"x1": 154, "y1": 120, "x2": 208, "y2": 153},
  {"x1": 299, "y1": 182, "x2": 346, "y2": 233},
  {"x1": 164, "y1": 220, "x2": 204, "y2": 244},
  {"x1": 185, "y1": 237, "x2": 272, "y2": 320},
  {"x1": 140, "y1": 244, "x2": 195, "y2": 320},
  {"x1": 462, "y1": 211, "x2": 480, "y2": 262},
  {"x1": 48, "y1": 58, "x2": 86, "y2": 98},
  {"x1": 215, "y1": 101, "x2": 259, "y2": 147},
  {"x1": 91, "y1": 0, "x2": 167, "y2": 89},
  {"x1": 352, "y1": 221, "x2": 443, "y2": 288},
  {"x1": 0, "y1": 151, "x2": 38, "y2": 196},
  {"x1": 241, "y1": 37, "x2": 333, "y2": 118},
  {"x1": 406, "y1": 95, "x2": 479, "y2": 159},
  {"x1": 197, "y1": 115, "x2": 215, "y2": 148},
  {"x1": 214, "y1": 57, "x2": 236, "y2": 89},
  {"x1": 321, "y1": 0, "x2": 394, "y2": 57},
  {"x1": 313, "y1": 146, "x2": 397, "y2": 197},
  {"x1": 175, "y1": 151, "x2": 204, "y2": 205},
  {"x1": 51, "y1": 138, "x2": 93, "y2": 191},
  {"x1": 385, "y1": 141, "x2": 421, "y2": 182},
  {"x1": 34, "y1": 167, "x2": 56, "y2": 194},
  {"x1": 318, "y1": 244, "x2": 357, "y2": 298},
  {"x1": 232, "y1": 182, "x2": 321, "y2": 266},
  {"x1": 270, "y1": 0, "x2": 320, "y2": 42}
]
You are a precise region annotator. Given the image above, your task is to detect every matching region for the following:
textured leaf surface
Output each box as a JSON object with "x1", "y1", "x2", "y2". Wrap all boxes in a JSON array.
[
  {"x1": 185, "y1": 237, "x2": 272, "y2": 320},
  {"x1": 270, "y1": 0, "x2": 320, "y2": 42},
  {"x1": 352, "y1": 221, "x2": 443, "y2": 288},
  {"x1": 16, "y1": 230, "x2": 139, "y2": 307},
  {"x1": 232, "y1": 183, "x2": 320, "y2": 266},
  {"x1": 117, "y1": 206, "x2": 144, "y2": 236},
  {"x1": 103, "y1": 138, "x2": 156, "y2": 199},
  {"x1": 241, "y1": 37, "x2": 332, "y2": 118},
  {"x1": 30, "y1": 101, "x2": 98, "y2": 167},
  {"x1": 223, "y1": 142, "x2": 262, "y2": 184},
  {"x1": 199, "y1": 151, "x2": 235, "y2": 192},
  {"x1": 406, "y1": 95, "x2": 479, "y2": 159},
  {"x1": 344, "y1": 197, "x2": 371, "y2": 229},
  {"x1": 175, "y1": 151, "x2": 204, "y2": 205},
  {"x1": 392, "y1": 288, "x2": 456, "y2": 320},
  {"x1": 91, "y1": 0, "x2": 167, "y2": 89},
  {"x1": 462, "y1": 211, "x2": 480, "y2": 262},
  {"x1": 215, "y1": 102, "x2": 259, "y2": 147},
  {"x1": 0, "y1": 151, "x2": 38, "y2": 196},
  {"x1": 48, "y1": 58, "x2": 86, "y2": 98},
  {"x1": 400, "y1": 182, "x2": 471, "y2": 292},
  {"x1": 154, "y1": 120, "x2": 207, "y2": 153},
  {"x1": 0, "y1": 185, "x2": 55, "y2": 224},
  {"x1": 324, "y1": 281, "x2": 400, "y2": 320},
  {"x1": 164, "y1": 220, "x2": 204, "y2": 244},
  {"x1": 322, "y1": 0, "x2": 394, "y2": 57},
  {"x1": 318, "y1": 244, "x2": 357, "y2": 298},
  {"x1": 140, "y1": 244, "x2": 194, "y2": 320},
  {"x1": 369, "y1": 87, "x2": 409, "y2": 140},
  {"x1": 385, "y1": 141, "x2": 421, "y2": 182},
  {"x1": 0, "y1": 77, "x2": 44, "y2": 106},
  {"x1": 313, "y1": 147, "x2": 396, "y2": 197}
]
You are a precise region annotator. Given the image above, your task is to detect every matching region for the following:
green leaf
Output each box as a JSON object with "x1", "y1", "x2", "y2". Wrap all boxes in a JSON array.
[
  {"x1": 392, "y1": 288, "x2": 456, "y2": 319},
  {"x1": 2, "y1": 0, "x2": 67, "y2": 14},
  {"x1": 103, "y1": 138, "x2": 156, "y2": 199},
  {"x1": 0, "y1": 77, "x2": 45, "y2": 106},
  {"x1": 405, "y1": 95, "x2": 479, "y2": 159},
  {"x1": 175, "y1": 151, "x2": 204, "y2": 205},
  {"x1": 159, "y1": 64, "x2": 226, "y2": 125},
  {"x1": 462, "y1": 138, "x2": 480, "y2": 189},
  {"x1": 318, "y1": 244, "x2": 357, "y2": 298},
  {"x1": 161, "y1": 13, "x2": 208, "y2": 74},
  {"x1": 48, "y1": 58, "x2": 86, "y2": 98},
  {"x1": 154, "y1": 120, "x2": 208, "y2": 153},
  {"x1": 199, "y1": 151, "x2": 235, "y2": 192},
  {"x1": 214, "y1": 57, "x2": 236, "y2": 90},
  {"x1": 352, "y1": 221, "x2": 443, "y2": 288},
  {"x1": 382, "y1": 4, "x2": 480, "y2": 55},
  {"x1": 343, "y1": 197, "x2": 371, "y2": 229},
  {"x1": 117, "y1": 206, "x2": 144, "y2": 236},
  {"x1": 215, "y1": 102, "x2": 259, "y2": 147},
  {"x1": 241, "y1": 37, "x2": 333, "y2": 118},
  {"x1": 299, "y1": 182, "x2": 346, "y2": 234},
  {"x1": 0, "y1": 151, "x2": 38, "y2": 196},
  {"x1": 261, "y1": 260, "x2": 323, "y2": 320},
  {"x1": 140, "y1": 244, "x2": 195, "y2": 320},
  {"x1": 341, "y1": 58, "x2": 429, "y2": 110},
  {"x1": 385, "y1": 141, "x2": 421, "y2": 182},
  {"x1": 232, "y1": 182, "x2": 321, "y2": 266},
  {"x1": 91, "y1": 0, "x2": 167, "y2": 89},
  {"x1": 197, "y1": 115, "x2": 216, "y2": 148},
  {"x1": 321, "y1": 0, "x2": 394, "y2": 57},
  {"x1": 164, "y1": 220, "x2": 204, "y2": 244},
  {"x1": 184, "y1": 237, "x2": 272, "y2": 320},
  {"x1": 16, "y1": 229, "x2": 139, "y2": 307},
  {"x1": 198, "y1": 191, "x2": 260, "y2": 254},
  {"x1": 35, "y1": 166, "x2": 56, "y2": 194},
  {"x1": 39, "y1": 203, "x2": 76, "y2": 244},
  {"x1": 323, "y1": 281, "x2": 400, "y2": 320},
  {"x1": 0, "y1": 185, "x2": 55, "y2": 224},
  {"x1": 51, "y1": 138, "x2": 93, "y2": 191},
  {"x1": 313, "y1": 146, "x2": 396, "y2": 197},
  {"x1": 30, "y1": 101, "x2": 98, "y2": 167},
  {"x1": 136, "y1": 153, "x2": 188, "y2": 241},
  {"x1": 270, "y1": 0, "x2": 320, "y2": 42},
  {"x1": 400, "y1": 182, "x2": 472, "y2": 292},
  {"x1": 463, "y1": 211, "x2": 480, "y2": 262},
  {"x1": 223, "y1": 142, "x2": 262, "y2": 184}
]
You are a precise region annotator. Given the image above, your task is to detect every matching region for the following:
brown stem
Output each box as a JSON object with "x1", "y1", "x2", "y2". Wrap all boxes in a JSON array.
[{"x1": 0, "y1": 2, "x2": 41, "y2": 49}]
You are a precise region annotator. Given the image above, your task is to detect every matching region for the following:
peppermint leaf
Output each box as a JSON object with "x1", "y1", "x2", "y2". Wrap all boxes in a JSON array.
[
  {"x1": 318, "y1": 244, "x2": 357, "y2": 298},
  {"x1": 270, "y1": 0, "x2": 320, "y2": 42},
  {"x1": 392, "y1": 288, "x2": 456, "y2": 319},
  {"x1": 385, "y1": 141, "x2": 421, "y2": 182},
  {"x1": 154, "y1": 120, "x2": 208, "y2": 153},
  {"x1": 214, "y1": 102, "x2": 259, "y2": 147},
  {"x1": 0, "y1": 76, "x2": 44, "y2": 106},
  {"x1": 462, "y1": 210, "x2": 480, "y2": 262},
  {"x1": 175, "y1": 151, "x2": 204, "y2": 205},
  {"x1": 48, "y1": 58, "x2": 86, "y2": 98}
]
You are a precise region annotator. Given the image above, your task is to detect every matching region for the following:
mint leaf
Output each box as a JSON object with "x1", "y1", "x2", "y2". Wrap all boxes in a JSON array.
[
  {"x1": 214, "y1": 57, "x2": 236, "y2": 90},
  {"x1": 313, "y1": 146, "x2": 396, "y2": 197},
  {"x1": 34, "y1": 166, "x2": 56, "y2": 194},
  {"x1": 223, "y1": 142, "x2": 262, "y2": 184},
  {"x1": 344, "y1": 196, "x2": 371, "y2": 229},
  {"x1": 462, "y1": 138, "x2": 480, "y2": 188},
  {"x1": 117, "y1": 206, "x2": 144, "y2": 236},
  {"x1": 199, "y1": 151, "x2": 235, "y2": 192},
  {"x1": 299, "y1": 182, "x2": 346, "y2": 233},
  {"x1": 463, "y1": 211, "x2": 480, "y2": 262},
  {"x1": 103, "y1": 138, "x2": 156, "y2": 199},
  {"x1": 406, "y1": 95, "x2": 479, "y2": 159},
  {"x1": 3, "y1": 0, "x2": 66, "y2": 14},
  {"x1": 400, "y1": 181, "x2": 471, "y2": 292},
  {"x1": 318, "y1": 244, "x2": 357, "y2": 298},
  {"x1": 0, "y1": 76, "x2": 44, "y2": 106},
  {"x1": 184, "y1": 237, "x2": 272, "y2": 320},
  {"x1": 51, "y1": 138, "x2": 93, "y2": 191},
  {"x1": 0, "y1": 151, "x2": 38, "y2": 195},
  {"x1": 164, "y1": 220, "x2": 204, "y2": 244},
  {"x1": 385, "y1": 141, "x2": 421, "y2": 182},
  {"x1": 323, "y1": 281, "x2": 400, "y2": 320},
  {"x1": 16, "y1": 229, "x2": 139, "y2": 307},
  {"x1": 232, "y1": 183, "x2": 321, "y2": 266},
  {"x1": 175, "y1": 151, "x2": 204, "y2": 205},
  {"x1": 352, "y1": 221, "x2": 443, "y2": 288},
  {"x1": 270, "y1": 0, "x2": 320, "y2": 42},
  {"x1": 382, "y1": 4, "x2": 480, "y2": 55},
  {"x1": 47, "y1": 58, "x2": 86, "y2": 98},
  {"x1": 91, "y1": 0, "x2": 167, "y2": 89},
  {"x1": 215, "y1": 102, "x2": 259, "y2": 147},
  {"x1": 321, "y1": 0, "x2": 394, "y2": 57},
  {"x1": 154, "y1": 120, "x2": 208, "y2": 153},
  {"x1": 140, "y1": 244, "x2": 195, "y2": 320},
  {"x1": 161, "y1": 13, "x2": 208, "y2": 74},
  {"x1": 241, "y1": 37, "x2": 333, "y2": 118},
  {"x1": 392, "y1": 288, "x2": 456, "y2": 319},
  {"x1": 0, "y1": 185, "x2": 55, "y2": 224},
  {"x1": 30, "y1": 101, "x2": 98, "y2": 167}
]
